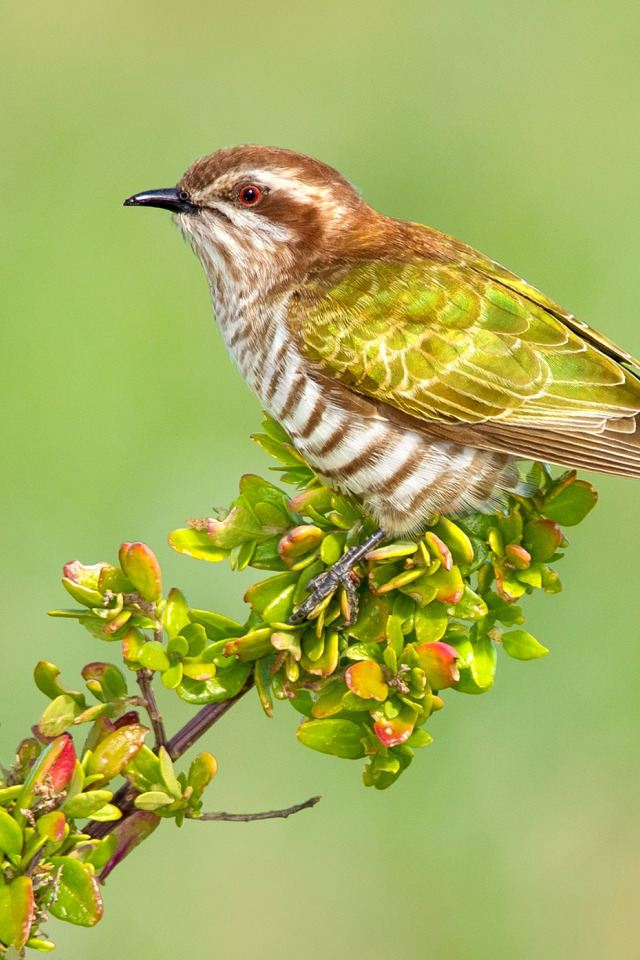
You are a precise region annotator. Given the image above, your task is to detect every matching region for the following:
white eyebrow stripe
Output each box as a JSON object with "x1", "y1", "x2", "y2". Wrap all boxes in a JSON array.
[{"x1": 208, "y1": 166, "x2": 351, "y2": 210}]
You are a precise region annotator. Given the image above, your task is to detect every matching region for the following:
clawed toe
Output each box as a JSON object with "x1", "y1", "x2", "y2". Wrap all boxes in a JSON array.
[
  {"x1": 288, "y1": 568, "x2": 359, "y2": 625},
  {"x1": 288, "y1": 528, "x2": 387, "y2": 627}
]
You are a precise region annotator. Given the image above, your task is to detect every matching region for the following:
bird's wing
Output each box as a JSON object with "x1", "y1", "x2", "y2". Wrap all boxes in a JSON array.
[{"x1": 293, "y1": 258, "x2": 640, "y2": 477}]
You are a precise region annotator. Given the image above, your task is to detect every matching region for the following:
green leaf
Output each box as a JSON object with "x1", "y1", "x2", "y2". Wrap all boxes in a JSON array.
[
  {"x1": 0, "y1": 875, "x2": 35, "y2": 948},
  {"x1": 176, "y1": 661, "x2": 251, "y2": 704},
  {"x1": 34, "y1": 662, "x2": 86, "y2": 706},
  {"x1": 167, "y1": 634, "x2": 189, "y2": 657},
  {"x1": 85, "y1": 723, "x2": 149, "y2": 786},
  {"x1": 452, "y1": 585, "x2": 488, "y2": 620},
  {"x1": 296, "y1": 719, "x2": 366, "y2": 759},
  {"x1": 244, "y1": 571, "x2": 298, "y2": 616},
  {"x1": 522, "y1": 519, "x2": 563, "y2": 563},
  {"x1": 38, "y1": 695, "x2": 84, "y2": 737},
  {"x1": 81, "y1": 662, "x2": 127, "y2": 700},
  {"x1": 224, "y1": 628, "x2": 275, "y2": 661},
  {"x1": 262, "y1": 583, "x2": 296, "y2": 622},
  {"x1": 431, "y1": 516, "x2": 475, "y2": 564},
  {"x1": 134, "y1": 791, "x2": 176, "y2": 811},
  {"x1": 320, "y1": 531, "x2": 346, "y2": 565},
  {"x1": 484, "y1": 592, "x2": 525, "y2": 626},
  {"x1": 158, "y1": 747, "x2": 182, "y2": 800},
  {"x1": 97, "y1": 563, "x2": 134, "y2": 594},
  {"x1": 46, "y1": 857, "x2": 103, "y2": 926},
  {"x1": 243, "y1": 536, "x2": 289, "y2": 570},
  {"x1": 26, "y1": 936, "x2": 56, "y2": 952},
  {"x1": 161, "y1": 661, "x2": 184, "y2": 689},
  {"x1": 180, "y1": 622, "x2": 208, "y2": 657},
  {"x1": 345, "y1": 592, "x2": 389, "y2": 643},
  {"x1": 0, "y1": 807, "x2": 23, "y2": 860},
  {"x1": 288, "y1": 690, "x2": 314, "y2": 718},
  {"x1": 163, "y1": 587, "x2": 190, "y2": 638},
  {"x1": 406, "y1": 728, "x2": 434, "y2": 748},
  {"x1": 188, "y1": 609, "x2": 244, "y2": 642},
  {"x1": 62, "y1": 790, "x2": 114, "y2": 819},
  {"x1": 0, "y1": 785, "x2": 23, "y2": 806},
  {"x1": 88, "y1": 803, "x2": 122, "y2": 821},
  {"x1": 85, "y1": 833, "x2": 117, "y2": 872},
  {"x1": 61, "y1": 578, "x2": 104, "y2": 607},
  {"x1": 206, "y1": 502, "x2": 263, "y2": 549},
  {"x1": 501, "y1": 629, "x2": 549, "y2": 661},
  {"x1": 169, "y1": 527, "x2": 229, "y2": 561},
  {"x1": 136, "y1": 640, "x2": 170, "y2": 672},
  {"x1": 542, "y1": 478, "x2": 597, "y2": 526},
  {"x1": 344, "y1": 641, "x2": 384, "y2": 662},
  {"x1": 186, "y1": 753, "x2": 217, "y2": 800},
  {"x1": 449, "y1": 631, "x2": 497, "y2": 695},
  {"x1": 240, "y1": 473, "x2": 291, "y2": 512},
  {"x1": 123, "y1": 744, "x2": 162, "y2": 792},
  {"x1": 36, "y1": 810, "x2": 67, "y2": 842},
  {"x1": 413, "y1": 601, "x2": 448, "y2": 643},
  {"x1": 255, "y1": 656, "x2": 274, "y2": 717}
]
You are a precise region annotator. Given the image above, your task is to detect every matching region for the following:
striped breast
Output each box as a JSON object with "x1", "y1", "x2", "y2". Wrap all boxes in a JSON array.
[{"x1": 223, "y1": 298, "x2": 516, "y2": 532}]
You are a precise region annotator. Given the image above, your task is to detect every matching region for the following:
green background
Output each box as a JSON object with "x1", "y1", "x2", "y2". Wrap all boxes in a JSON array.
[{"x1": 3, "y1": 2, "x2": 640, "y2": 957}]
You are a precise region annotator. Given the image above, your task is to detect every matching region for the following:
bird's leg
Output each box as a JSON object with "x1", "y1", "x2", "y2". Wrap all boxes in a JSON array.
[{"x1": 289, "y1": 528, "x2": 387, "y2": 626}]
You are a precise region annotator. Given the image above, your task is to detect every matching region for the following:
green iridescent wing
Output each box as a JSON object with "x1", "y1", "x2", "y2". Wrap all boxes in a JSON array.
[{"x1": 295, "y1": 257, "x2": 640, "y2": 476}]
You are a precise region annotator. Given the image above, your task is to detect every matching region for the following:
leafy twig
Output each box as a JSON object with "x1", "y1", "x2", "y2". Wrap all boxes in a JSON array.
[
  {"x1": 85, "y1": 669, "x2": 256, "y2": 841},
  {"x1": 166, "y1": 669, "x2": 255, "y2": 761}
]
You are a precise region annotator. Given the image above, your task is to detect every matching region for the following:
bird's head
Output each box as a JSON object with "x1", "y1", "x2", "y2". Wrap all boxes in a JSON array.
[{"x1": 125, "y1": 145, "x2": 372, "y2": 287}]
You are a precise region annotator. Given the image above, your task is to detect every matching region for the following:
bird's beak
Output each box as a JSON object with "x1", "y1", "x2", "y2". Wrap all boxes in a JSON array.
[{"x1": 123, "y1": 187, "x2": 196, "y2": 214}]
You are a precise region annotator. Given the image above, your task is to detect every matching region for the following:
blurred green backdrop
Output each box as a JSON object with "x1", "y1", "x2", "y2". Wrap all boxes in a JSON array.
[{"x1": 2, "y1": 1, "x2": 640, "y2": 957}]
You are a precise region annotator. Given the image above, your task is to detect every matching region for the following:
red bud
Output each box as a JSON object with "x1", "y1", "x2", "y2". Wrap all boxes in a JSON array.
[{"x1": 48, "y1": 735, "x2": 77, "y2": 792}]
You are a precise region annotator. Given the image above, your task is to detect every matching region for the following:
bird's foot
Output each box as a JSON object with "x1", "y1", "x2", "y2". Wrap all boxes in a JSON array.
[
  {"x1": 288, "y1": 565, "x2": 360, "y2": 626},
  {"x1": 288, "y1": 528, "x2": 387, "y2": 627}
]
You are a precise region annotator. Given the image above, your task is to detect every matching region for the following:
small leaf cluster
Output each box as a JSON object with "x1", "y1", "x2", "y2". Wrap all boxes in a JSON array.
[
  {"x1": 0, "y1": 732, "x2": 112, "y2": 953},
  {"x1": 0, "y1": 717, "x2": 216, "y2": 954},
  {"x1": 0, "y1": 413, "x2": 598, "y2": 955},
  {"x1": 1, "y1": 613, "x2": 219, "y2": 955},
  {"x1": 168, "y1": 415, "x2": 597, "y2": 789},
  {"x1": 51, "y1": 544, "x2": 251, "y2": 707}
]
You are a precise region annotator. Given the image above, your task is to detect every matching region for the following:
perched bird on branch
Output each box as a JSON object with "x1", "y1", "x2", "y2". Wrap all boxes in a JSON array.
[{"x1": 125, "y1": 145, "x2": 640, "y2": 621}]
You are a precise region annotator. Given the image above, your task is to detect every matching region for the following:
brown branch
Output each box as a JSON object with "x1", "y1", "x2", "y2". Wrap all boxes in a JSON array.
[
  {"x1": 85, "y1": 669, "x2": 255, "y2": 841},
  {"x1": 136, "y1": 668, "x2": 166, "y2": 748},
  {"x1": 166, "y1": 668, "x2": 255, "y2": 761},
  {"x1": 195, "y1": 795, "x2": 321, "y2": 822},
  {"x1": 85, "y1": 783, "x2": 139, "y2": 840}
]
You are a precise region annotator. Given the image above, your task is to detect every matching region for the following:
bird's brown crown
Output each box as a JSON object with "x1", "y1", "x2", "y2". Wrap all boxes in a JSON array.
[
  {"x1": 178, "y1": 144, "x2": 356, "y2": 197},
  {"x1": 174, "y1": 145, "x2": 392, "y2": 271}
]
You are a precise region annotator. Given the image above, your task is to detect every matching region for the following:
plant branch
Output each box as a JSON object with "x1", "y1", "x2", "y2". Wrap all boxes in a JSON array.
[
  {"x1": 85, "y1": 669, "x2": 256, "y2": 841},
  {"x1": 195, "y1": 795, "x2": 321, "y2": 822},
  {"x1": 136, "y1": 668, "x2": 166, "y2": 748},
  {"x1": 166, "y1": 668, "x2": 255, "y2": 761},
  {"x1": 85, "y1": 783, "x2": 138, "y2": 840}
]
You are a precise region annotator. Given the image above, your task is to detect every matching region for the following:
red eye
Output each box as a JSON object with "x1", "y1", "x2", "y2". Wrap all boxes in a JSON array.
[{"x1": 238, "y1": 185, "x2": 262, "y2": 206}]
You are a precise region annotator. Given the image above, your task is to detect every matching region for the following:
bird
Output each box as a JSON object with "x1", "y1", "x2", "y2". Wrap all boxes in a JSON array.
[{"x1": 124, "y1": 145, "x2": 640, "y2": 622}]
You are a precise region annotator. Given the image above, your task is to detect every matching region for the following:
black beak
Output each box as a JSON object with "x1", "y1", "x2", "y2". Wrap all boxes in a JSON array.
[{"x1": 123, "y1": 187, "x2": 196, "y2": 214}]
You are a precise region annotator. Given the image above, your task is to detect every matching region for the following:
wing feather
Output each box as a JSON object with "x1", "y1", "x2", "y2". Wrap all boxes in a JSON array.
[{"x1": 294, "y1": 256, "x2": 640, "y2": 478}]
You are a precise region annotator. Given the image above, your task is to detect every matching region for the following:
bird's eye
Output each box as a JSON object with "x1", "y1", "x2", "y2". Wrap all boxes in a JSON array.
[
  {"x1": 238, "y1": 185, "x2": 262, "y2": 206},
  {"x1": 178, "y1": 190, "x2": 190, "y2": 202}
]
